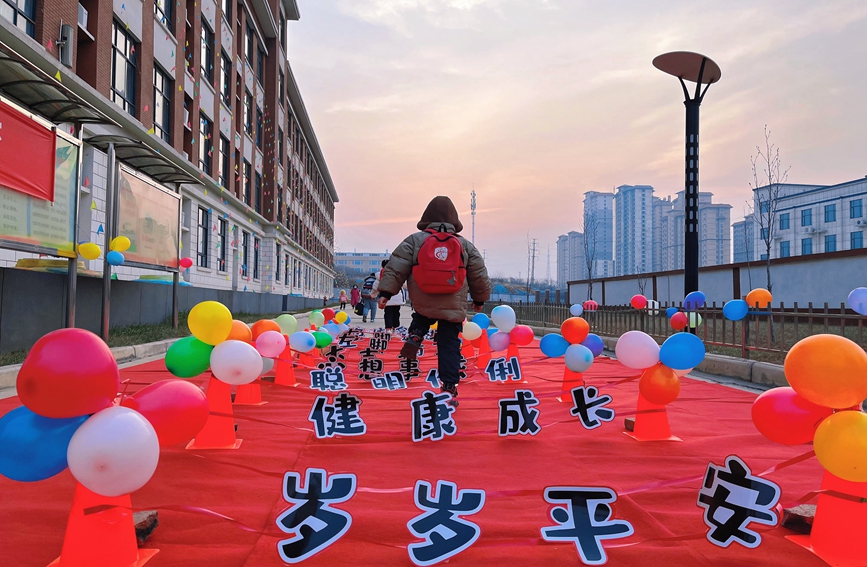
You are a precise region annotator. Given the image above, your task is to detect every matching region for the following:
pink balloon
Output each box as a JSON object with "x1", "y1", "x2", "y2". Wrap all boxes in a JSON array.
[
  {"x1": 510, "y1": 325, "x2": 534, "y2": 346},
  {"x1": 752, "y1": 387, "x2": 834, "y2": 445},
  {"x1": 488, "y1": 332, "x2": 511, "y2": 352},
  {"x1": 256, "y1": 330, "x2": 287, "y2": 358}
]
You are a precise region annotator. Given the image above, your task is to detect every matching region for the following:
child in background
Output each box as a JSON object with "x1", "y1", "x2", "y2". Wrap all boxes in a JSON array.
[
  {"x1": 339, "y1": 290, "x2": 349, "y2": 310},
  {"x1": 376, "y1": 196, "x2": 491, "y2": 406}
]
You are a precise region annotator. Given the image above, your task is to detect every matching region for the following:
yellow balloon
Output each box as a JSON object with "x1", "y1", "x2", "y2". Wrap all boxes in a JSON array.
[
  {"x1": 188, "y1": 301, "x2": 233, "y2": 345},
  {"x1": 334, "y1": 311, "x2": 348, "y2": 324},
  {"x1": 78, "y1": 242, "x2": 101, "y2": 261},
  {"x1": 431, "y1": 322, "x2": 438, "y2": 330},
  {"x1": 814, "y1": 411, "x2": 867, "y2": 482},
  {"x1": 110, "y1": 235, "x2": 131, "y2": 252}
]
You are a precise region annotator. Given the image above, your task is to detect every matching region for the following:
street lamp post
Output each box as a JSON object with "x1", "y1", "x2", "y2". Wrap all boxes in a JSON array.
[{"x1": 653, "y1": 52, "x2": 721, "y2": 297}]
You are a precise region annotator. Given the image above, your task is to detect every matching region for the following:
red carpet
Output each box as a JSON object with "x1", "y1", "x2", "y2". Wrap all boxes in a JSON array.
[{"x1": 0, "y1": 336, "x2": 829, "y2": 566}]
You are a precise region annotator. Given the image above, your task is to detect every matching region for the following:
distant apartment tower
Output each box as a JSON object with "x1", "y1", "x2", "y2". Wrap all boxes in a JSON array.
[
  {"x1": 556, "y1": 231, "x2": 585, "y2": 289},
  {"x1": 583, "y1": 191, "x2": 615, "y2": 279},
  {"x1": 653, "y1": 192, "x2": 732, "y2": 270},
  {"x1": 614, "y1": 185, "x2": 654, "y2": 276},
  {"x1": 733, "y1": 217, "x2": 757, "y2": 263}
]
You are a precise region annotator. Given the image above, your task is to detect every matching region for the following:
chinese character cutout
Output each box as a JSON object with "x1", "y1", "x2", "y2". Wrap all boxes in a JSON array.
[
  {"x1": 541, "y1": 486, "x2": 634, "y2": 565},
  {"x1": 317, "y1": 345, "x2": 347, "y2": 370},
  {"x1": 276, "y1": 468, "x2": 357, "y2": 563},
  {"x1": 498, "y1": 390, "x2": 541, "y2": 437},
  {"x1": 337, "y1": 335, "x2": 358, "y2": 349},
  {"x1": 425, "y1": 368, "x2": 440, "y2": 389},
  {"x1": 484, "y1": 356, "x2": 522, "y2": 382},
  {"x1": 697, "y1": 455, "x2": 781, "y2": 548},
  {"x1": 407, "y1": 480, "x2": 486, "y2": 566},
  {"x1": 368, "y1": 337, "x2": 389, "y2": 353},
  {"x1": 399, "y1": 355, "x2": 421, "y2": 381},
  {"x1": 458, "y1": 354, "x2": 468, "y2": 381},
  {"x1": 411, "y1": 390, "x2": 457, "y2": 442},
  {"x1": 569, "y1": 386, "x2": 615, "y2": 430},
  {"x1": 357, "y1": 347, "x2": 383, "y2": 381},
  {"x1": 371, "y1": 371, "x2": 408, "y2": 391},
  {"x1": 310, "y1": 367, "x2": 348, "y2": 392},
  {"x1": 308, "y1": 393, "x2": 367, "y2": 438}
]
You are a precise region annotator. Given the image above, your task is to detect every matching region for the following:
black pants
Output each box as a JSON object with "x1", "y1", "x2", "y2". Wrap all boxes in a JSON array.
[
  {"x1": 408, "y1": 312, "x2": 461, "y2": 386},
  {"x1": 384, "y1": 306, "x2": 401, "y2": 329},
  {"x1": 340, "y1": 302, "x2": 347, "y2": 310}
]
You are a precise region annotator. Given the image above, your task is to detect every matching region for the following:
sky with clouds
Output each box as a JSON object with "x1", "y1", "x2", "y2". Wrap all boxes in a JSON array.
[{"x1": 287, "y1": 0, "x2": 867, "y2": 278}]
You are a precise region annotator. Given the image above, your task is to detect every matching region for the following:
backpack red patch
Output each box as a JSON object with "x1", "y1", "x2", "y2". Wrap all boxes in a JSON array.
[{"x1": 412, "y1": 229, "x2": 467, "y2": 294}]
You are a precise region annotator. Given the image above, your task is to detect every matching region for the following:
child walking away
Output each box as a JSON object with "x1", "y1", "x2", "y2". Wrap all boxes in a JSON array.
[
  {"x1": 377, "y1": 196, "x2": 491, "y2": 407},
  {"x1": 339, "y1": 290, "x2": 349, "y2": 310},
  {"x1": 361, "y1": 272, "x2": 379, "y2": 323}
]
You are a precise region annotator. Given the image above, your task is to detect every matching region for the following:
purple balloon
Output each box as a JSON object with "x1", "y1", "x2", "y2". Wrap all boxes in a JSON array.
[
  {"x1": 488, "y1": 331, "x2": 511, "y2": 352},
  {"x1": 581, "y1": 333, "x2": 605, "y2": 358}
]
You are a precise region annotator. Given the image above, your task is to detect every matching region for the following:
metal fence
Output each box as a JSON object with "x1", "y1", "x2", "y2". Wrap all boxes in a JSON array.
[{"x1": 482, "y1": 301, "x2": 867, "y2": 360}]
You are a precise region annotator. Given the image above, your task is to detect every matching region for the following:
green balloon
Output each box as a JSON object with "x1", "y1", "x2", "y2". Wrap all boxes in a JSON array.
[
  {"x1": 275, "y1": 314, "x2": 298, "y2": 335},
  {"x1": 165, "y1": 336, "x2": 213, "y2": 378},
  {"x1": 312, "y1": 331, "x2": 333, "y2": 349},
  {"x1": 309, "y1": 312, "x2": 326, "y2": 327}
]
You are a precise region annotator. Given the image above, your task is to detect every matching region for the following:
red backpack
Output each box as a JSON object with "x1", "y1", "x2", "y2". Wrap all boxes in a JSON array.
[{"x1": 412, "y1": 227, "x2": 466, "y2": 294}]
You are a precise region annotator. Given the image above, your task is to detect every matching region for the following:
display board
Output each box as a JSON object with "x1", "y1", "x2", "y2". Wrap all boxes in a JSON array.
[{"x1": 116, "y1": 165, "x2": 181, "y2": 270}]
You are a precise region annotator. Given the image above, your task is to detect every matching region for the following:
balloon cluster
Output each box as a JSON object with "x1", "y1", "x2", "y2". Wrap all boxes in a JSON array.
[
  {"x1": 723, "y1": 288, "x2": 772, "y2": 322},
  {"x1": 540, "y1": 316, "x2": 604, "y2": 372},
  {"x1": 662, "y1": 291, "x2": 705, "y2": 330},
  {"x1": 753, "y1": 334, "x2": 867, "y2": 482},
  {"x1": 615, "y1": 330, "x2": 706, "y2": 405},
  {"x1": 471, "y1": 305, "x2": 533, "y2": 351},
  {"x1": 630, "y1": 295, "x2": 660, "y2": 315},
  {"x1": 77, "y1": 236, "x2": 130, "y2": 266},
  {"x1": 0, "y1": 329, "x2": 207, "y2": 498}
]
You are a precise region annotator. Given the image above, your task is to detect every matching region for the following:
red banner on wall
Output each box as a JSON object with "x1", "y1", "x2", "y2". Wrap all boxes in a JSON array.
[{"x1": 0, "y1": 99, "x2": 56, "y2": 201}]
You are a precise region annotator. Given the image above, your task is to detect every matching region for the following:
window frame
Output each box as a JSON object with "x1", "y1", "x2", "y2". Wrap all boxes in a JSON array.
[
  {"x1": 779, "y1": 212, "x2": 789, "y2": 230},
  {"x1": 254, "y1": 172, "x2": 262, "y2": 213},
  {"x1": 253, "y1": 237, "x2": 260, "y2": 280},
  {"x1": 219, "y1": 135, "x2": 230, "y2": 187},
  {"x1": 850, "y1": 199, "x2": 863, "y2": 219},
  {"x1": 154, "y1": 0, "x2": 173, "y2": 32},
  {"x1": 279, "y1": 69, "x2": 285, "y2": 106},
  {"x1": 243, "y1": 160, "x2": 252, "y2": 205},
  {"x1": 219, "y1": 49, "x2": 232, "y2": 106},
  {"x1": 256, "y1": 107, "x2": 263, "y2": 148},
  {"x1": 825, "y1": 234, "x2": 837, "y2": 253},
  {"x1": 244, "y1": 90, "x2": 253, "y2": 135},
  {"x1": 197, "y1": 207, "x2": 210, "y2": 268},
  {"x1": 217, "y1": 218, "x2": 228, "y2": 271},
  {"x1": 3, "y1": 0, "x2": 36, "y2": 37},
  {"x1": 801, "y1": 208, "x2": 812, "y2": 227},
  {"x1": 198, "y1": 112, "x2": 213, "y2": 175},
  {"x1": 152, "y1": 64, "x2": 172, "y2": 143},
  {"x1": 257, "y1": 47, "x2": 265, "y2": 84},
  {"x1": 801, "y1": 237, "x2": 813, "y2": 255},
  {"x1": 276, "y1": 244, "x2": 282, "y2": 282},
  {"x1": 245, "y1": 23, "x2": 254, "y2": 65},
  {"x1": 851, "y1": 231, "x2": 864, "y2": 250},
  {"x1": 221, "y1": 0, "x2": 232, "y2": 21},
  {"x1": 241, "y1": 231, "x2": 250, "y2": 277},
  {"x1": 111, "y1": 20, "x2": 137, "y2": 116},
  {"x1": 200, "y1": 17, "x2": 214, "y2": 83},
  {"x1": 780, "y1": 240, "x2": 790, "y2": 258},
  {"x1": 824, "y1": 204, "x2": 836, "y2": 223}
]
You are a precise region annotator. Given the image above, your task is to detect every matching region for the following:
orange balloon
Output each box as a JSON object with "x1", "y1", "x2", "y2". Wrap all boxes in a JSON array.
[
  {"x1": 561, "y1": 317, "x2": 589, "y2": 344},
  {"x1": 814, "y1": 410, "x2": 867, "y2": 482},
  {"x1": 745, "y1": 288, "x2": 772, "y2": 308},
  {"x1": 639, "y1": 363, "x2": 681, "y2": 405},
  {"x1": 250, "y1": 319, "x2": 281, "y2": 341},
  {"x1": 785, "y1": 334, "x2": 867, "y2": 409},
  {"x1": 226, "y1": 319, "x2": 252, "y2": 343}
]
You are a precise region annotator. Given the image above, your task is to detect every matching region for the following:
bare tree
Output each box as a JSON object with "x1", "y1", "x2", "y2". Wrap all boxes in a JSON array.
[
  {"x1": 740, "y1": 202, "x2": 754, "y2": 292},
  {"x1": 581, "y1": 208, "x2": 599, "y2": 300},
  {"x1": 750, "y1": 125, "x2": 790, "y2": 294},
  {"x1": 636, "y1": 267, "x2": 648, "y2": 296}
]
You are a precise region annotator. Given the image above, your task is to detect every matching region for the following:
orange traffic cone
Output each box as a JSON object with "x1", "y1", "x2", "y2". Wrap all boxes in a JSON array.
[
  {"x1": 560, "y1": 368, "x2": 584, "y2": 401},
  {"x1": 298, "y1": 351, "x2": 316, "y2": 370},
  {"x1": 186, "y1": 375, "x2": 242, "y2": 449},
  {"x1": 234, "y1": 382, "x2": 266, "y2": 405},
  {"x1": 274, "y1": 347, "x2": 297, "y2": 386},
  {"x1": 624, "y1": 393, "x2": 680, "y2": 441},
  {"x1": 476, "y1": 331, "x2": 492, "y2": 370},
  {"x1": 48, "y1": 483, "x2": 158, "y2": 567},
  {"x1": 461, "y1": 341, "x2": 475, "y2": 361},
  {"x1": 507, "y1": 342, "x2": 520, "y2": 363},
  {"x1": 787, "y1": 472, "x2": 867, "y2": 565}
]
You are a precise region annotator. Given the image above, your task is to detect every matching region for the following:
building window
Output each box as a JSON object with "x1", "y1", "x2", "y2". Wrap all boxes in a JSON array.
[
  {"x1": 825, "y1": 234, "x2": 837, "y2": 253},
  {"x1": 851, "y1": 199, "x2": 863, "y2": 219},
  {"x1": 279, "y1": 12, "x2": 286, "y2": 51},
  {"x1": 219, "y1": 135, "x2": 230, "y2": 187},
  {"x1": 284, "y1": 254, "x2": 290, "y2": 284},
  {"x1": 153, "y1": 65, "x2": 172, "y2": 143},
  {"x1": 217, "y1": 218, "x2": 227, "y2": 271},
  {"x1": 111, "y1": 20, "x2": 137, "y2": 116},
  {"x1": 780, "y1": 241, "x2": 790, "y2": 258},
  {"x1": 277, "y1": 185, "x2": 284, "y2": 223},
  {"x1": 257, "y1": 48, "x2": 265, "y2": 84},
  {"x1": 254, "y1": 172, "x2": 262, "y2": 213},
  {"x1": 253, "y1": 237, "x2": 260, "y2": 279},
  {"x1": 243, "y1": 160, "x2": 252, "y2": 205},
  {"x1": 256, "y1": 107, "x2": 263, "y2": 148},
  {"x1": 197, "y1": 207, "x2": 210, "y2": 268},
  {"x1": 759, "y1": 201, "x2": 769, "y2": 214},
  {"x1": 241, "y1": 231, "x2": 249, "y2": 277},
  {"x1": 199, "y1": 113, "x2": 213, "y2": 175},
  {"x1": 852, "y1": 231, "x2": 864, "y2": 250},
  {"x1": 801, "y1": 237, "x2": 812, "y2": 255},
  {"x1": 2, "y1": 0, "x2": 36, "y2": 37},
  {"x1": 760, "y1": 227, "x2": 769, "y2": 240},
  {"x1": 779, "y1": 213, "x2": 789, "y2": 230},
  {"x1": 277, "y1": 127, "x2": 284, "y2": 163},
  {"x1": 276, "y1": 245, "x2": 281, "y2": 281},
  {"x1": 220, "y1": 50, "x2": 232, "y2": 105},
  {"x1": 154, "y1": 0, "x2": 173, "y2": 31},
  {"x1": 824, "y1": 204, "x2": 836, "y2": 223},
  {"x1": 245, "y1": 23, "x2": 254, "y2": 65},
  {"x1": 221, "y1": 0, "x2": 231, "y2": 20},
  {"x1": 279, "y1": 70, "x2": 285, "y2": 106},
  {"x1": 200, "y1": 18, "x2": 214, "y2": 83},
  {"x1": 801, "y1": 208, "x2": 812, "y2": 227},
  {"x1": 244, "y1": 90, "x2": 253, "y2": 135}
]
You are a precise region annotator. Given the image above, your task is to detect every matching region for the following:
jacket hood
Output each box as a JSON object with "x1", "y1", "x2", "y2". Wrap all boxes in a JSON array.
[{"x1": 417, "y1": 196, "x2": 463, "y2": 233}]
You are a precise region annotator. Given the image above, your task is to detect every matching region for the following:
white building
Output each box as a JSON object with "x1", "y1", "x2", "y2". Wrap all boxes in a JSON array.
[
  {"x1": 732, "y1": 216, "x2": 757, "y2": 263},
  {"x1": 583, "y1": 191, "x2": 615, "y2": 280},
  {"x1": 556, "y1": 231, "x2": 584, "y2": 289},
  {"x1": 335, "y1": 251, "x2": 390, "y2": 275},
  {"x1": 614, "y1": 184, "x2": 654, "y2": 276},
  {"x1": 653, "y1": 191, "x2": 731, "y2": 270}
]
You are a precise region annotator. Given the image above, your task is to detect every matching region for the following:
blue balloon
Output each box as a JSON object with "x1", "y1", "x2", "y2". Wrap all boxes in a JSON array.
[
  {"x1": 0, "y1": 406, "x2": 87, "y2": 482},
  {"x1": 540, "y1": 333, "x2": 570, "y2": 358},
  {"x1": 472, "y1": 313, "x2": 490, "y2": 329},
  {"x1": 106, "y1": 250, "x2": 125, "y2": 266},
  {"x1": 665, "y1": 307, "x2": 679, "y2": 319},
  {"x1": 683, "y1": 291, "x2": 706, "y2": 310},
  {"x1": 581, "y1": 333, "x2": 605, "y2": 358},
  {"x1": 848, "y1": 287, "x2": 867, "y2": 316},
  {"x1": 722, "y1": 299, "x2": 749, "y2": 321},
  {"x1": 659, "y1": 332, "x2": 706, "y2": 370}
]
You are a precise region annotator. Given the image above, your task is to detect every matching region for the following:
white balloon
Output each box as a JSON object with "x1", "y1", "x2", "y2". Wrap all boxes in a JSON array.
[
  {"x1": 570, "y1": 304, "x2": 584, "y2": 317},
  {"x1": 259, "y1": 357, "x2": 275, "y2": 376},
  {"x1": 614, "y1": 330, "x2": 660, "y2": 369},
  {"x1": 289, "y1": 331, "x2": 317, "y2": 353},
  {"x1": 564, "y1": 344, "x2": 594, "y2": 373},
  {"x1": 462, "y1": 321, "x2": 483, "y2": 341},
  {"x1": 210, "y1": 340, "x2": 263, "y2": 385},
  {"x1": 673, "y1": 367, "x2": 692, "y2": 377},
  {"x1": 491, "y1": 305, "x2": 517, "y2": 333},
  {"x1": 67, "y1": 406, "x2": 159, "y2": 497},
  {"x1": 646, "y1": 300, "x2": 660, "y2": 316},
  {"x1": 255, "y1": 330, "x2": 287, "y2": 358}
]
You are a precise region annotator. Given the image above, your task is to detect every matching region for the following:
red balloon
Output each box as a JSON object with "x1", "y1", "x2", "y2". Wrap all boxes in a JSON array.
[
  {"x1": 17, "y1": 329, "x2": 119, "y2": 418},
  {"x1": 670, "y1": 312, "x2": 688, "y2": 331},
  {"x1": 121, "y1": 380, "x2": 209, "y2": 446},
  {"x1": 179, "y1": 257, "x2": 193, "y2": 269},
  {"x1": 751, "y1": 387, "x2": 834, "y2": 445},
  {"x1": 630, "y1": 295, "x2": 648, "y2": 309},
  {"x1": 322, "y1": 308, "x2": 336, "y2": 322},
  {"x1": 583, "y1": 300, "x2": 599, "y2": 312},
  {"x1": 510, "y1": 325, "x2": 535, "y2": 346}
]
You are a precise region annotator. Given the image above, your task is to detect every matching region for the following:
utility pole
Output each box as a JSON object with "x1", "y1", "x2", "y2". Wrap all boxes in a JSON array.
[
  {"x1": 470, "y1": 187, "x2": 477, "y2": 244},
  {"x1": 526, "y1": 236, "x2": 537, "y2": 302}
]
